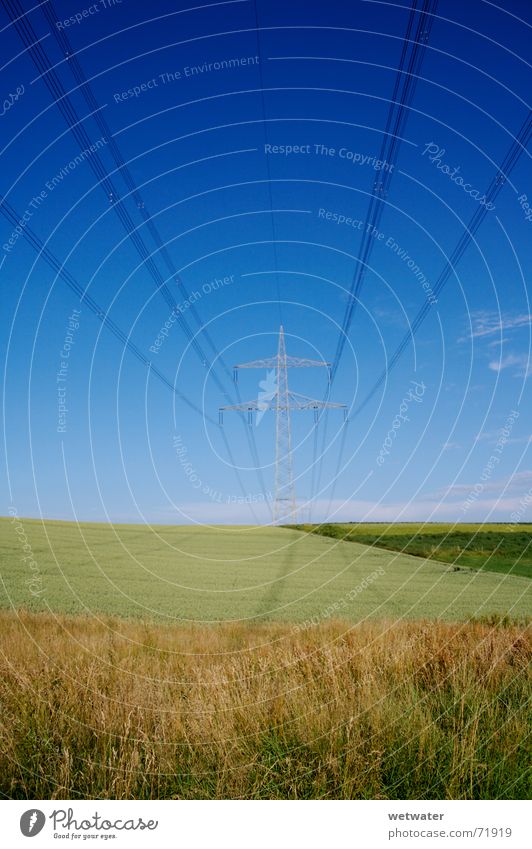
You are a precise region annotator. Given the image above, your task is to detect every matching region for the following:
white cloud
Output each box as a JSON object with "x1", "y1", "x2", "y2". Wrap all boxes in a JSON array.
[
  {"x1": 317, "y1": 494, "x2": 532, "y2": 524},
  {"x1": 23, "y1": 486, "x2": 532, "y2": 526},
  {"x1": 505, "y1": 435, "x2": 532, "y2": 446},
  {"x1": 474, "y1": 430, "x2": 532, "y2": 447},
  {"x1": 464, "y1": 311, "x2": 532, "y2": 341},
  {"x1": 474, "y1": 430, "x2": 494, "y2": 442},
  {"x1": 170, "y1": 470, "x2": 532, "y2": 523},
  {"x1": 488, "y1": 353, "x2": 532, "y2": 377},
  {"x1": 433, "y1": 470, "x2": 532, "y2": 499}
]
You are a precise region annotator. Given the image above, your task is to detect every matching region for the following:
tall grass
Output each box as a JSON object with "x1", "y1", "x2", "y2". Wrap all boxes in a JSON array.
[{"x1": 0, "y1": 611, "x2": 530, "y2": 799}]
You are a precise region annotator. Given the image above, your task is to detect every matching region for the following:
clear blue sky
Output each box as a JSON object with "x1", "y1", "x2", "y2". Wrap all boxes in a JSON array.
[{"x1": 1, "y1": 0, "x2": 531, "y2": 524}]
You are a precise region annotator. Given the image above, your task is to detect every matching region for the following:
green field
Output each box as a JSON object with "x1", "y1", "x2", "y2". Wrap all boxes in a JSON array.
[
  {"x1": 1, "y1": 518, "x2": 530, "y2": 623},
  {"x1": 289, "y1": 523, "x2": 532, "y2": 579}
]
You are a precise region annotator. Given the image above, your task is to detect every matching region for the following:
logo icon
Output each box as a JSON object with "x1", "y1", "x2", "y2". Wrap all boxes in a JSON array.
[
  {"x1": 20, "y1": 810, "x2": 46, "y2": 837},
  {"x1": 256, "y1": 369, "x2": 278, "y2": 426}
]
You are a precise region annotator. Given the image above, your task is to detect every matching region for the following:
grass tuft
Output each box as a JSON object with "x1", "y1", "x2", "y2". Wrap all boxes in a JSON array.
[{"x1": 0, "y1": 611, "x2": 530, "y2": 799}]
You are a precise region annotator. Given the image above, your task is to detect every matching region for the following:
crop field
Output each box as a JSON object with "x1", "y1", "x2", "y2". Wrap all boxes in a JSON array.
[
  {"x1": 1, "y1": 518, "x2": 531, "y2": 623},
  {"x1": 290, "y1": 523, "x2": 532, "y2": 579}
]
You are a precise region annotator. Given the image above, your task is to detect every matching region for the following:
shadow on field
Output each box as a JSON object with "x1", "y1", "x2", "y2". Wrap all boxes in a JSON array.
[{"x1": 252, "y1": 531, "x2": 298, "y2": 620}]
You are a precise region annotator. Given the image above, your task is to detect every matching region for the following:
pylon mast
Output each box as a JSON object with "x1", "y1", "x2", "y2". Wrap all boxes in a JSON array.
[
  {"x1": 219, "y1": 326, "x2": 346, "y2": 524},
  {"x1": 274, "y1": 327, "x2": 296, "y2": 523}
]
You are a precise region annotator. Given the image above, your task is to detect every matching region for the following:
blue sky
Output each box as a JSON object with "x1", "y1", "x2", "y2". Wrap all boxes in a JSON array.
[{"x1": 1, "y1": 0, "x2": 531, "y2": 524}]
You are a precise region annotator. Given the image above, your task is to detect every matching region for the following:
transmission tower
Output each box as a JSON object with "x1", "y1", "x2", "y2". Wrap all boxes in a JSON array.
[{"x1": 219, "y1": 327, "x2": 347, "y2": 524}]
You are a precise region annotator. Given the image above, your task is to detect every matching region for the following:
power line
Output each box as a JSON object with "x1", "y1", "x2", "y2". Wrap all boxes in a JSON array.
[
  {"x1": 333, "y1": 0, "x2": 438, "y2": 375},
  {"x1": 39, "y1": 0, "x2": 271, "y2": 511},
  {"x1": 0, "y1": 193, "x2": 208, "y2": 421},
  {"x1": 39, "y1": 0, "x2": 226, "y2": 369},
  {"x1": 312, "y1": 0, "x2": 437, "y2": 512},
  {"x1": 4, "y1": 0, "x2": 209, "y2": 366},
  {"x1": 323, "y1": 107, "x2": 532, "y2": 521},
  {"x1": 252, "y1": 0, "x2": 283, "y2": 324},
  {"x1": 0, "y1": 192, "x2": 263, "y2": 516},
  {"x1": 353, "y1": 108, "x2": 532, "y2": 417},
  {"x1": 5, "y1": 0, "x2": 271, "y2": 513}
]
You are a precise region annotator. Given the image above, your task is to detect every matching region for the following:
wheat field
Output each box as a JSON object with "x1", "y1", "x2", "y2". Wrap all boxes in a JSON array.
[{"x1": 1, "y1": 519, "x2": 530, "y2": 622}]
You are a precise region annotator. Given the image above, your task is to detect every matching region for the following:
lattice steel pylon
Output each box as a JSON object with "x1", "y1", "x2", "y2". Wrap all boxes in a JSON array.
[{"x1": 219, "y1": 327, "x2": 347, "y2": 524}]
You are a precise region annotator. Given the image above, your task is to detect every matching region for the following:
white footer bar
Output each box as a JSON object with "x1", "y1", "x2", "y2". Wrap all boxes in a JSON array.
[{"x1": 2, "y1": 799, "x2": 529, "y2": 848}]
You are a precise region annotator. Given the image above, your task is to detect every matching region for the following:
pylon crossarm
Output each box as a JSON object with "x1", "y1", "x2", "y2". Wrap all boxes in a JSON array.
[
  {"x1": 220, "y1": 393, "x2": 346, "y2": 412},
  {"x1": 286, "y1": 391, "x2": 346, "y2": 410},
  {"x1": 234, "y1": 358, "x2": 279, "y2": 370},
  {"x1": 284, "y1": 357, "x2": 331, "y2": 368},
  {"x1": 288, "y1": 401, "x2": 346, "y2": 411},
  {"x1": 234, "y1": 357, "x2": 330, "y2": 370},
  {"x1": 219, "y1": 400, "x2": 262, "y2": 411}
]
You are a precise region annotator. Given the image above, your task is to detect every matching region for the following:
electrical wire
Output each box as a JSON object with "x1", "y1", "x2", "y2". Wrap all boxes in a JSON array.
[
  {"x1": 4, "y1": 0, "x2": 271, "y2": 513},
  {"x1": 312, "y1": 0, "x2": 437, "y2": 513},
  {"x1": 324, "y1": 107, "x2": 532, "y2": 519},
  {"x1": 0, "y1": 193, "x2": 210, "y2": 421},
  {"x1": 353, "y1": 108, "x2": 532, "y2": 417},
  {"x1": 39, "y1": 0, "x2": 271, "y2": 511},
  {"x1": 0, "y1": 192, "x2": 262, "y2": 516}
]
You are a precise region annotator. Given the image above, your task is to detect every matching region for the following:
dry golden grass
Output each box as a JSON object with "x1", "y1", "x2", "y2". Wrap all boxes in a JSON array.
[{"x1": 0, "y1": 610, "x2": 530, "y2": 799}]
